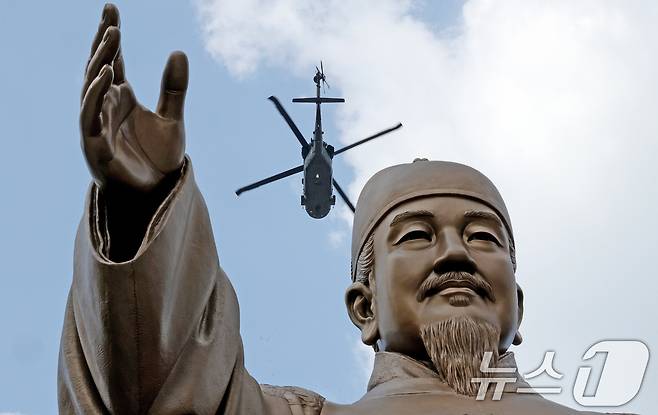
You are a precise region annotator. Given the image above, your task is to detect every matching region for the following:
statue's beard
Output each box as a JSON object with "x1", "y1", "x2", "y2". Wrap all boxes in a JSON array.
[{"x1": 420, "y1": 316, "x2": 501, "y2": 396}]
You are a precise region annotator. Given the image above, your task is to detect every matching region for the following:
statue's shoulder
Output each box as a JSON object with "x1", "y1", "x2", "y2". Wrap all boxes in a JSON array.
[{"x1": 260, "y1": 384, "x2": 326, "y2": 414}]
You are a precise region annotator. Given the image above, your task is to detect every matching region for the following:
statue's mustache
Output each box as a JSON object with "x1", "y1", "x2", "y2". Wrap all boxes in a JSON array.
[{"x1": 417, "y1": 271, "x2": 495, "y2": 303}]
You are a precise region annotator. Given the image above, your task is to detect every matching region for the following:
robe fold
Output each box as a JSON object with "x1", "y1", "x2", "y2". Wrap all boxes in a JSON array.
[
  {"x1": 58, "y1": 157, "x2": 631, "y2": 415},
  {"x1": 58, "y1": 159, "x2": 289, "y2": 414}
]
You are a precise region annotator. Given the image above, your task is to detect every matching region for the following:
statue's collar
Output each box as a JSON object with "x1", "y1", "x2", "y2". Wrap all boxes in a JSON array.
[
  {"x1": 365, "y1": 350, "x2": 529, "y2": 397},
  {"x1": 366, "y1": 351, "x2": 439, "y2": 391}
]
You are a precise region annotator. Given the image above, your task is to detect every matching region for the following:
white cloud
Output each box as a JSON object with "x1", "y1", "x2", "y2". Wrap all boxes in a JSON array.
[
  {"x1": 327, "y1": 229, "x2": 346, "y2": 249},
  {"x1": 196, "y1": 0, "x2": 658, "y2": 411}
]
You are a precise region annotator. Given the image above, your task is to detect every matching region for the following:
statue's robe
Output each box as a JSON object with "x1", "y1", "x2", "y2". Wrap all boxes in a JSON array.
[{"x1": 58, "y1": 159, "x2": 628, "y2": 415}]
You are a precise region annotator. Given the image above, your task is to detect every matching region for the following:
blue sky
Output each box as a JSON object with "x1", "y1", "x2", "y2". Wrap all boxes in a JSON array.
[{"x1": 1, "y1": 1, "x2": 656, "y2": 413}]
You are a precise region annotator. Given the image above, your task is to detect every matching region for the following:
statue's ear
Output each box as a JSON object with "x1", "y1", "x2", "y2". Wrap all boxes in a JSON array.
[
  {"x1": 513, "y1": 283, "x2": 524, "y2": 345},
  {"x1": 345, "y1": 281, "x2": 379, "y2": 347}
]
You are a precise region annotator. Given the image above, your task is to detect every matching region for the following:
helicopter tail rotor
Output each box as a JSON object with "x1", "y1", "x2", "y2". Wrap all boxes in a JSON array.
[
  {"x1": 321, "y1": 61, "x2": 331, "y2": 91},
  {"x1": 314, "y1": 61, "x2": 331, "y2": 93}
]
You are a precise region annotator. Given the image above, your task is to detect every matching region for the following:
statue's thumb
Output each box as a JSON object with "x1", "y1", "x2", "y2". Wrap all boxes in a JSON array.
[{"x1": 157, "y1": 51, "x2": 189, "y2": 120}]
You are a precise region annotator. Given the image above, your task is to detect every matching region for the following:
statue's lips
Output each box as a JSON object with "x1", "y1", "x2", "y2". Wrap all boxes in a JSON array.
[
  {"x1": 421, "y1": 280, "x2": 491, "y2": 302},
  {"x1": 438, "y1": 286, "x2": 477, "y2": 297}
]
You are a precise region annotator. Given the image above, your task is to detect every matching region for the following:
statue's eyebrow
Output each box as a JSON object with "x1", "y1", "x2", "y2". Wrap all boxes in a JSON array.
[
  {"x1": 389, "y1": 210, "x2": 434, "y2": 227},
  {"x1": 463, "y1": 210, "x2": 503, "y2": 228}
]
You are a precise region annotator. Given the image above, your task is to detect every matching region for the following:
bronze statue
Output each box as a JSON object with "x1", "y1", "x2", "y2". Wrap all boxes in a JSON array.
[{"x1": 58, "y1": 4, "x2": 632, "y2": 414}]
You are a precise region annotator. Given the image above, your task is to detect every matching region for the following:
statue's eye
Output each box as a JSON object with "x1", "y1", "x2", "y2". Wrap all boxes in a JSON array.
[
  {"x1": 468, "y1": 231, "x2": 501, "y2": 246},
  {"x1": 396, "y1": 229, "x2": 432, "y2": 244}
]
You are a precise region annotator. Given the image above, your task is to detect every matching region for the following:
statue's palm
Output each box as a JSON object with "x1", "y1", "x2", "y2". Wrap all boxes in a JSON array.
[{"x1": 80, "y1": 5, "x2": 188, "y2": 193}]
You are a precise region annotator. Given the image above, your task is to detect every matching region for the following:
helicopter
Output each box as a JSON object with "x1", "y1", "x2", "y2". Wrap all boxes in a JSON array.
[{"x1": 236, "y1": 62, "x2": 402, "y2": 219}]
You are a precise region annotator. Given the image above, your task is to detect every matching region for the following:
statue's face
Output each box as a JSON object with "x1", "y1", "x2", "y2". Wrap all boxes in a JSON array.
[{"x1": 371, "y1": 195, "x2": 521, "y2": 359}]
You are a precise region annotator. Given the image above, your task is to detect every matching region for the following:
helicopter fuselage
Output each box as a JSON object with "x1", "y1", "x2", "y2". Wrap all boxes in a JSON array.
[
  {"x1": 302, "y1": 140, "x2": 335, "y2": 218},
  {"x1": 294, "y1": 81, "x2": 343, "y2": 218}
]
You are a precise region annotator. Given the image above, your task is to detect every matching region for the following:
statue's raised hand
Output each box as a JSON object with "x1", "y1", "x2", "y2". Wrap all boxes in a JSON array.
[
  {"x1": 80, "y1": 4, "x2": 188, "y2": 193},
  {"x1": 80, "y1": 4, "x2": 188, "y2": 260}
]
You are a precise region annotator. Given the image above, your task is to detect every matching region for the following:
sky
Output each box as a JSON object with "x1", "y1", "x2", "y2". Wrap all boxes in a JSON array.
[{"x1": 0, "y1": 0, "x2": 656, "y2": 413}]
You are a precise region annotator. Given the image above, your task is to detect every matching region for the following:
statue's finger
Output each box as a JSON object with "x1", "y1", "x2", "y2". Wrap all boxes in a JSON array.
[
  {"x1": 156, "y1": 51, "x2": 189, "y2": 120},
  {"x1": 86, "y1": 4, "x2": 120, "y2": 73},
  {"x1": 113, "y1": 49, "x2": 126, "y2": 85},
  {"x1": 81, "y1": 64, "x2": 114, "y2": 139},
  {"x1": 82, "y1": 26, "x2": 120, "y2": 102}
]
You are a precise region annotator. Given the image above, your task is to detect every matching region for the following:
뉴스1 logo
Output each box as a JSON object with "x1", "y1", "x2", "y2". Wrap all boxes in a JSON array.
[{"x1": 471, "y1": 340, "x2": 649, "y2": 407}]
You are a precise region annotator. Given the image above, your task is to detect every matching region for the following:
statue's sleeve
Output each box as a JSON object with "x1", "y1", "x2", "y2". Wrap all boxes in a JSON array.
[{"x1": 57, "y1": 158, "x2": 274, "y2": 414}]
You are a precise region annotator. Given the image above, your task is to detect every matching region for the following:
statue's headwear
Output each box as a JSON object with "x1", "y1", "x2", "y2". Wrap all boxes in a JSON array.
[{"x1": 351, "y1": 159, "x2": 515, "y2": 281}]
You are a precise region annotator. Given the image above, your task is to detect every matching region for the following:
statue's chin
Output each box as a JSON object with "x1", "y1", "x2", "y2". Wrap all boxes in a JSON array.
[{"x1": 420, "y1": 315, "x2": 501, "y2": 397}]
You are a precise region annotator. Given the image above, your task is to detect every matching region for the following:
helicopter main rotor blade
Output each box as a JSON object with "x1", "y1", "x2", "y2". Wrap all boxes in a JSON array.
[
  {"x1": 268, "y1": 96, "x2": 309, "y2": 149},
  {"x1": 333, "y1": 123, "x2": 403, "y2": 156},
  {"x1": 332, "y1": 179, "x2": 355, "y2": 213},
  {"x1": 236, "y1": 164, "x2": 304, "y2": 196}
]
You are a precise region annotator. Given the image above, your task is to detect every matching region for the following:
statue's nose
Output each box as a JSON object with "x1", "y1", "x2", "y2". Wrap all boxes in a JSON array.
[{"x1": 433, "y1": 228, "x2": 476, "y2": 275}]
